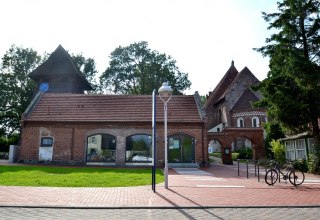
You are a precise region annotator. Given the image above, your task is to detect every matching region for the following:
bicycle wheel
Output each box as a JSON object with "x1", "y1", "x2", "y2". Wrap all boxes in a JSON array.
[
  {"x1": 265, "y1": 169, "x2": 278, "y2": 185},
  {"x1": 289, "y1": 170, "x2": 305, "y2": 186}
]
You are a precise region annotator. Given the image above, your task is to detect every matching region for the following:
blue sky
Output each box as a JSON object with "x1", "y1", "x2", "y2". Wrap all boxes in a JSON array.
[{"x1": 0, "y1": 0, "x2": 278, "y2": 95}]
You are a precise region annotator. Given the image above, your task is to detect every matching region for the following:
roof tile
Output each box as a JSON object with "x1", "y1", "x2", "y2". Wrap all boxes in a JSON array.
[{"x1": 25, "y1": 93, "x2": 202, "y2": 123}]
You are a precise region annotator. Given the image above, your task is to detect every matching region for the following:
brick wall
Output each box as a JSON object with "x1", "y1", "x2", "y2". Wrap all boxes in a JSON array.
[
  {"x1": 207, "y1": 127, "x2": 265, "y2": 161},
  {"x1": 19, "y1": 121, "x2": 204, "y2": 166}
]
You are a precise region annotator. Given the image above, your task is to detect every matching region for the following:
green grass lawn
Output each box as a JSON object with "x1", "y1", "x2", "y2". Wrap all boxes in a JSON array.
[{"x1": 0, "y1": 165, "x2": 164, "y2": 187}]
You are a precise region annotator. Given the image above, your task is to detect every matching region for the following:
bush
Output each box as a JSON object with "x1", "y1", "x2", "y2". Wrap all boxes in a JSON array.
[
  {"x1": 307, "y1": 154, "x2": 318, "y2": 174},
  {"x1": 237, "y1": 147, "x2": 253, "y2": 159},
  {"x1": 270, "y1": 139, "x2": 286, "y2": 165},
  {"x1": 232, "y1": 153, "x2": 239, "y2": 161},
  {"x1": 294, "y1": 158, "x2": 308, "y2": 172}
]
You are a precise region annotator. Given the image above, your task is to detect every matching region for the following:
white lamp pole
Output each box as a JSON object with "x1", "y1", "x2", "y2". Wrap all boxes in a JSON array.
[{"x1": 158, "y1": 82, "x2": 173, "y2": 189}]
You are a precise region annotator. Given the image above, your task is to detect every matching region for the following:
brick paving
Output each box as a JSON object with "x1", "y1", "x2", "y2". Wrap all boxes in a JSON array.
[{"x1": 0, "y1": 162, "x2": 320, "y2": 208}]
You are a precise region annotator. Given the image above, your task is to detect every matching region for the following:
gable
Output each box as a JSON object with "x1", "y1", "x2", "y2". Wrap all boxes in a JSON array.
[
  {"x1": 230, "y1": 88, "x2": 260, "y2": 112},
  {"x1": 217, "y1": 66, "x2": 260, "y2": 103}
]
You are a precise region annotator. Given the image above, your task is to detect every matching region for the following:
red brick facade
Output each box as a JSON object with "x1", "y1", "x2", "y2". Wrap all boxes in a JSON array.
[
  {"x1": 20, "y1": 121, "x2": 204, "y2": 166},
  {"x1": 207, "y1": 128, "x2": 264, "y2": 161}
]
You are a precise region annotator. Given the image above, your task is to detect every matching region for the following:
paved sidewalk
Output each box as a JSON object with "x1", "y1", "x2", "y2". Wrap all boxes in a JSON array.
[{"x1": 1, "y1": 162, "x2": 320, "y2": 208}]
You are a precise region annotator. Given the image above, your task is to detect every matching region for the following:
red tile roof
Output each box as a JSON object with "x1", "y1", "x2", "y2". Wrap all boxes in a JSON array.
[{"x1": 24, "y1": 93, "x2": 202, "y2": 123}]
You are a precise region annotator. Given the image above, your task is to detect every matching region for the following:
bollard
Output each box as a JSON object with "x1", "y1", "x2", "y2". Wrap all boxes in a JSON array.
[
  {"x1": 237, "y1": 159, "x2": 240, "y2": 176},
  {"x1": 257, "y1": 162, "x2": 260, "y2": 182},
  {"x1": 271, "y1": 169, "x2": 274, "y2": 186},
  {"x1": 246, "y1": 160, "x2": 249, "y2": 179},
  {"x1": 254, "y1": 161, "x2": 257, "y2": 176}
]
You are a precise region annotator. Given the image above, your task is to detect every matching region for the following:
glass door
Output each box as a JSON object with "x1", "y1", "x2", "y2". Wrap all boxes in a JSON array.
[{"x1": 168, "y1": 134, "x2": 195, "y2": 163}]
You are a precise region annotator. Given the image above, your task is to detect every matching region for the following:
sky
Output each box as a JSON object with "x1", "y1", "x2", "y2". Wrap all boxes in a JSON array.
[{"x1": 0, "y1": 0, "x2": 278, "y2": 95}]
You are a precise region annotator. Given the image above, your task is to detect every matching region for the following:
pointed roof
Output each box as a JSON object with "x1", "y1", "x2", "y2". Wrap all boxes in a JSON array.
[
  {"x1": 204, "y1": 60, "x2": 238, "y2": 108},
  {"x1": 216, "y1": 66, "x2": 261, "y2": 103},
  {"x1": 28, "y1": 45, "x2": 93, "y2": 91}
]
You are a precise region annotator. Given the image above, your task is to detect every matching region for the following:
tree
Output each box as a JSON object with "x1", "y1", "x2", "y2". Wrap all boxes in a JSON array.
[
  {"x1": 264, "y1": 121, "x2": 285, "y2": 157},
  {"x1": 71, "y1": 53, "x2": 101, "y2": 93},
  {"x1": 0, "y1": 45, "x2": 42, "y2": 135},
  {"x1": 100, "y1": 41, "x2": 191, "y2": 95},
  {"x1": 255, "y1": 0, "x2": 320, "y2": 170}
]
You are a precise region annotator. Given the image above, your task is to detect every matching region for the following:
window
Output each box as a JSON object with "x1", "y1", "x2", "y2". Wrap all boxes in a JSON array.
[
  {"x1": 88, "y1": 136, "x2": 96, "y2": 144},
  {"x1": 295, "y1": 139, "x2": 307, "y2": 159},
  {"x1": 126, "y1": 134, "x2": 152, "y2": 163},
  {"x1": 237, "y1": 117, "x2": 244, "y2": 127},
  {"x1": 218, "y1": 109, "x2": 223, "y2": 123},
  {"x1": 252, "y1": 117, "x2": 260, "y2": 127},
  {"x1": 285, "y1": 139, "x2": 307, "y2": 160},
  {"x1": 87, "y1": 134, "x2": 116, "y2": 162},
  {"x1": 41, "y1": 137, "x2": 53, "y2": 147},
  {"x1": 285, "y1": 141, "x2": 295, "y2": 160}
]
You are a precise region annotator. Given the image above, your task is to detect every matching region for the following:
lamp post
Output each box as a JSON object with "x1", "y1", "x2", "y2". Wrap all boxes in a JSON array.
[{"x1": 158, "y1": 82, "x2": 173, "y2": 189}]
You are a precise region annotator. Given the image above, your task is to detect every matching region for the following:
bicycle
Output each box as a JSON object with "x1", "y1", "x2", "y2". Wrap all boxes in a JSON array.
[{"x1": 265, "y1": 160, "x2": 305, "y2": 186}]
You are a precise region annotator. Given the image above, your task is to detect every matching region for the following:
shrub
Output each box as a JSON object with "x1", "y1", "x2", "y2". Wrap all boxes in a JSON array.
[
  {"x1": 270, "y1": 139, "x2": 286, "y2": 165},
  {"x1": 294, "y1": 158, "x2": 308, "y2": 172},
  {"x1": 232, "y1": 153, "x2": 239, "y2": 161},
  {"x1": 237, "y1": 147, "x2": 253, "y2": 159},
  {"x1": 308, "y1": 154, "x2": 318, "y2": 174}
]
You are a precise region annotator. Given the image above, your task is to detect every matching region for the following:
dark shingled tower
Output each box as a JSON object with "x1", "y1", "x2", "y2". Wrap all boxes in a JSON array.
[{"x1": 29, "y1": 45, "x2": 93, "y2": 94}]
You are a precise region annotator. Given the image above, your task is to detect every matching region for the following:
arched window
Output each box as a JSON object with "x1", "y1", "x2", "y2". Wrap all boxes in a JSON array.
[
  {"x1": 237, "y1": 117, "x2": 244, "y2": 127},
  {"x1": 252, "y1": 116, "x2": 260, "y2": 127},
  {"x1": 87, "y1": 134, "x2": 116, "y2": 162},
  {"x1": 126, "y1": 134, "x2": 152, "y2": 163},
  {"x1": 168, "y1": 134, "x2": 195, "y2": 163},
  {"x1": 218, "y1": 109, "x2": 223, "y2": 123}
]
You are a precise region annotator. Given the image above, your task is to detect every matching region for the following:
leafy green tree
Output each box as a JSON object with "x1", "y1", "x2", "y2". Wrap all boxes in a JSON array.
[
  {"x1": 255, "y1": 0, "x2": 320, "y2": 171},
  {"x1": 100, "y1": 41, "x2": 191, "y2": 95},
  {"x1": 71, "y1": 54, "x2": 101, "y2": 93},
  {"x1": 0, "y1": 45, "x2": 42, "y2": 135},
  {"x1": 264, "y1": 121, "x2": 285, "y2": 157}
]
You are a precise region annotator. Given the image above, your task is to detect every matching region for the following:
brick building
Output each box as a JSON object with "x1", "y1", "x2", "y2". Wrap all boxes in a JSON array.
[
  {"x1": 19, "y1": 45, "x2": 205, "y2": 166},
  {"x1": 19, "y1": 46, "x2": 266, "y2": 166},
  {"x1": 204, "y1": 61, "x2": 266, "y2": 162}
]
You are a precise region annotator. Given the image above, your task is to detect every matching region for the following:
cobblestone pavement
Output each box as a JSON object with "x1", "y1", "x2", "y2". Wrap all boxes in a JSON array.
[
  {"x1": 1, "y1": 160, "x2": 320, "y2": 219},
  {"x1": 0, "y1": 207, "x2": 319, "y2": 220}
]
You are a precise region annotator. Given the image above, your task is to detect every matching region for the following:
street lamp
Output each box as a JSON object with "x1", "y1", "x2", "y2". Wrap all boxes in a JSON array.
[{"x1": 158, "y1": 82, "x2": 173, "y2": 189}]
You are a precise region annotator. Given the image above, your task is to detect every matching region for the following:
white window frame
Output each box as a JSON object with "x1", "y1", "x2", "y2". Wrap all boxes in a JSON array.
[
  {"x1": 237, "y1": 117, "x2": 244, "y2": 127},
  {"x1": 285, "y1": 140, "x2": 295, "y2": 161},
  {"x1": 251, "y1": 116, "x2": 260, "y2": 128},
  {"x1": 295, "y1": 139, "x2": 307, "y2": 159}
]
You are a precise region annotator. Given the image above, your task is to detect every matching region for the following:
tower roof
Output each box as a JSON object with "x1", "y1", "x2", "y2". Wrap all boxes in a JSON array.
[{"x1": 29, "y1": 45, "x2": 93, "y2": 91}]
